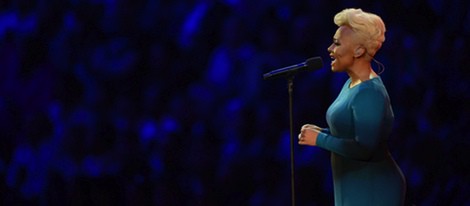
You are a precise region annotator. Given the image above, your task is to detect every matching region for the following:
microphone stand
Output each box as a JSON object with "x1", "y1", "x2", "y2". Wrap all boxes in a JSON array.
[
  {"x1": 264, "y1": 57, "x2": 323, "y2": 205},
  {"x1": 287, "y1": 75, "x2": 296, "y2": 206}
]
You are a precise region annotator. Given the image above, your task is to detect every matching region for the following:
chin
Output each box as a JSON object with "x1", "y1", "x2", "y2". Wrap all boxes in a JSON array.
[
  {"x1": 331, "y1": 66, "x2": 346, "y2": 73},
  {"x1": 331, "y1": 66, "x2": 340, "y2": 72}
]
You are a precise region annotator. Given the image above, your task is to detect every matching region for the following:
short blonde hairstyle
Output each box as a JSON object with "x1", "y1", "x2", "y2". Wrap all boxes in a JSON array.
[{"x1": 334, "y1": 8, "x2": 386, "y2": 57}]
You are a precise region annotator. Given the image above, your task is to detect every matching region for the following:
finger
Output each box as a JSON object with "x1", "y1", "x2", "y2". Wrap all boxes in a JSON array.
[
  {"x1": 301, "y1": 128, "x2": 312, "y2": 135},
  {"x1": 302, "y1": 124, "x2": 313, "y2": 129},
  {"x1": 304, "y1": 128, "x2": 318, "y2": 133}
]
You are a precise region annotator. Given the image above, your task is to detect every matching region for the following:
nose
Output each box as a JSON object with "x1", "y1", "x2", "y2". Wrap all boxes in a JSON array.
[{"x1": 327, "y1": 43, "x2": 334, "y2": 53}]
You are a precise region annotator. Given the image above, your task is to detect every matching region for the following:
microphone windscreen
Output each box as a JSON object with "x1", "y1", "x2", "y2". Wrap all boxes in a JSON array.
[{"x1": 305, "y1": 57, "x2": 323, "y2": 70}]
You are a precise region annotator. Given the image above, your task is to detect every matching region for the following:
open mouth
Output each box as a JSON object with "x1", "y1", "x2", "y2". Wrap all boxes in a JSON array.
[{"x1": 330, "y1": 54, "x2": 336, "y2": 65}]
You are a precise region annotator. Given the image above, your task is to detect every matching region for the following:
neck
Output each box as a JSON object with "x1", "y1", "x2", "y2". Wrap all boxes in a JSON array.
[{"x1": 347, "y1": 60, "x2": 377, "y2": 88}]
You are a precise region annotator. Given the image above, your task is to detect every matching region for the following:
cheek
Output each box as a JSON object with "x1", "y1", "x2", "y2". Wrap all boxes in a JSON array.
[
  {"x1": 333, "y1": 47, "x2": 343, "y2": 58},
  {"x1": 336, "y1": 47, "x2": 350, "y2": 60},
  {"x1": 332, "y1": 47, "x2": 353, "y2": 71}
]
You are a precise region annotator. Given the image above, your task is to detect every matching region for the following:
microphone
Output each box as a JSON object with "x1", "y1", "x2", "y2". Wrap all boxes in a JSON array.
[{"x1": 263, "y1": 57, "x2": 323, "y2": 80}]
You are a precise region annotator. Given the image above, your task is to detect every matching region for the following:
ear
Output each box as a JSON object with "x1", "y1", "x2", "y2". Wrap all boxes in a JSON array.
[{"x1": 354, "y1": 47, "x2": 366, "y2": 58}]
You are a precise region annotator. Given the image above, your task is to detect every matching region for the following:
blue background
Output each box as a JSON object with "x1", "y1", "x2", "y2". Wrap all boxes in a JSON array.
[{"x1": 1, "y1": 0, "x2": 469, "y2": 205}]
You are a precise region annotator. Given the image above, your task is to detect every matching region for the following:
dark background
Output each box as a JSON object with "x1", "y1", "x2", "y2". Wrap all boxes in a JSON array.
[{"x1": 1, "y1": 0, "x2": 469, "y2": 205}]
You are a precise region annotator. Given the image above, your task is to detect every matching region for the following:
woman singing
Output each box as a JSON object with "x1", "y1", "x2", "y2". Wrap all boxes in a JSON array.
[{"x1": 298, "y1": 8, "x2": 406, "y2": 206}]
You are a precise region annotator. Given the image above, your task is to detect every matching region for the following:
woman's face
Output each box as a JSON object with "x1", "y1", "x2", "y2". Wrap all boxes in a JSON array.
[{"x1": 327, "y1": 26, "x2": 359, "y2": 72}]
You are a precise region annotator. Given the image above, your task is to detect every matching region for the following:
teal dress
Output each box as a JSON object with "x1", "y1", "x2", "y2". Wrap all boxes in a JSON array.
[{"x1": 316, "y1": 77, "x2": 406, "y2": 206}]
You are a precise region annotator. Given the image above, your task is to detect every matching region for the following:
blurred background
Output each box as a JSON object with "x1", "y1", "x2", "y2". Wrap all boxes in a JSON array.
[{"x1": 1, "y1": 0, "x2": 469, "y2": 205}]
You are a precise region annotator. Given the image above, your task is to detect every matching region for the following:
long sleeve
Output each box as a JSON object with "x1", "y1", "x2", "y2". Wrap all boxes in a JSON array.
[
  {"x1": 316, "y1": 88, "x2": 386, "y2": 161},
  {"x1": 321, "y1": 128, "x2": 331, "y2": 134}
]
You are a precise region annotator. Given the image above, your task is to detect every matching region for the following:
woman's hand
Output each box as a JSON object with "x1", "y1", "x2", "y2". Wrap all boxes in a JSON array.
[{"x1": 298, "y1": 124, "x2": 321, "y2": 146}]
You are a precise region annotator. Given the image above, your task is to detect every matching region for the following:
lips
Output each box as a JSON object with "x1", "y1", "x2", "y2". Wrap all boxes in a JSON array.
[{"x1": 330, "y1": 54, "x2": 336, "y2": 65}]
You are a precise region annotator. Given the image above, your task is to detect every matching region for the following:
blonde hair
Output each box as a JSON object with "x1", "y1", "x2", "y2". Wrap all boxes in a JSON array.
[{"x1": 334, "y1": 8, "x2": 386, "y2": 57}]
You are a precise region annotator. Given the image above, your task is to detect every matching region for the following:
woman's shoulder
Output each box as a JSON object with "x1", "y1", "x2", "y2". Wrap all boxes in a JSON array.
[
  {"x1": 352, "y1": 78, "x2": 387, "y2": 98},
  {"x1": 357, "y1": 77, "x2": 384, "y2": 91}
]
